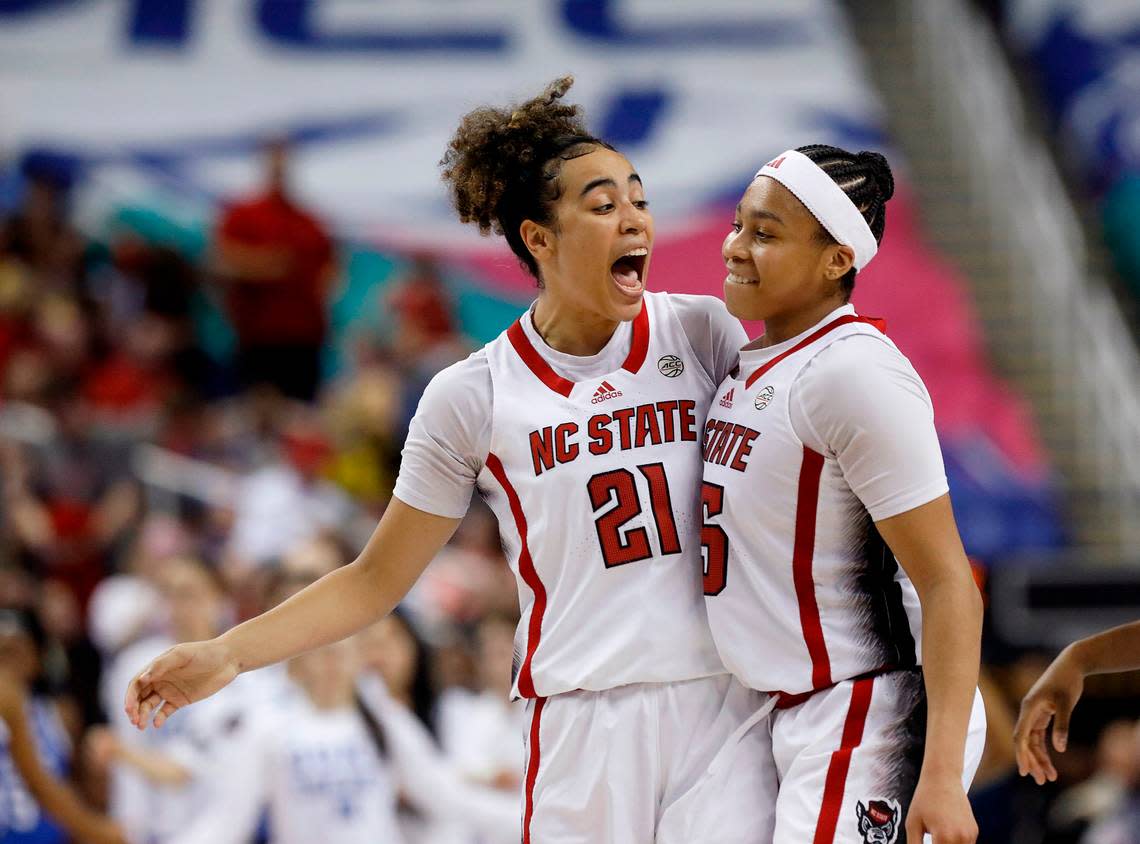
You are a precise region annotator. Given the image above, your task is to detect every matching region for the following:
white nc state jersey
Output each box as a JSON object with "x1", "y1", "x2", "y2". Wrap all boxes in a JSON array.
[
  {"x1": 478, "y1": 292, "x2": 726, "y2": 699},
  {"x1": 701, "y1": 315, "x2": 924, "y2": 696}
]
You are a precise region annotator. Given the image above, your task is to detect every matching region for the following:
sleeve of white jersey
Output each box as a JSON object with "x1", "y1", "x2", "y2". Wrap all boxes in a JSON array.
[
  {"x1": 790, "y1": 334, "x2": 950, "y2": 522},
  {"x1": 391, "y1": 352, "x2": 492, "y2": 519},
  {"x1": 667, "y1": 294, "x2": 749, "y2": 384}
]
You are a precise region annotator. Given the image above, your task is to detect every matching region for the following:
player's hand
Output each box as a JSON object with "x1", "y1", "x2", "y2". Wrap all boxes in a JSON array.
[
  {"x1": 124, "y1": 639, "x2": 239, "y2": 730},
  {"x1": 83, "y1": 725, "x2": 119, "y2": 772},
  {"x1": 905, "y1": 773, "x2": 977, "y2": 843},
  {"x1": 1013, "y1": 646, "x2": 1084, "y2": 785}
]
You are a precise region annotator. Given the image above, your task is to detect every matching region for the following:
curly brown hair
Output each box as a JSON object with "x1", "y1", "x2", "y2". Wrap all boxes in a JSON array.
[{"x1": 440, "y1": 76, "x2": 613, "y2": 281}]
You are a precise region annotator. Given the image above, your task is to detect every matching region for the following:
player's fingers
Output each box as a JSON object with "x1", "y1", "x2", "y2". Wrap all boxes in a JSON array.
[
  {"x1": 904, "y1": 812, "x2": 924, "y2": 843},
  {"x1": 136, "y1": 692, "x2": 163, "y2": 731},
  {"x1": 152, "y1": 700, "x2": 180, "y2": 730},
  {"x1": 1051, "y1": 698, "x2": 1073, "y2": 753},
  {"x1": 124, "y1": 677, "x2": 143, "y2": 724},
  {"x1": 1027, "y1": 730, "x2": 1056, "y2": 784}
]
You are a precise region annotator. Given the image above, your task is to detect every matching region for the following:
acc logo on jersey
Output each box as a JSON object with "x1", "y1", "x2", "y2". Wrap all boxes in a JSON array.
[
  {"x1": 657, "y1": 354, "x2": 684, "y2": 378},
  {"x1": 754, "y1": 385, "x2": 775, "y2": 410},
  {"x1": 855, "y1": 799, "x2": 900, "y2": 844}
]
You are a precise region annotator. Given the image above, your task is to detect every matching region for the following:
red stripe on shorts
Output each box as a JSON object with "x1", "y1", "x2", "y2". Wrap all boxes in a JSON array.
[
  {"x1": 523, "y1": 696, "x2": 547, "y2": 844},
  {"x1": 793, "y1": 446, "x2": 832, "y2": 689},
  {"x1": 813, "y1": 676, "x2": 876, "y2": 844},
  {"x1": 486, "y1": 453, "x2": 547, "y2": 699}
]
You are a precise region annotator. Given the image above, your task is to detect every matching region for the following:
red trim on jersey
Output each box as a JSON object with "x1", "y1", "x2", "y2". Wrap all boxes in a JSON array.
[
  {"x1": 505, "y1": 301, "x2": 650, "y2": 397},
  {"x1": 522, "y1": 696, "x2": 547, "y2": 844},
  {"x1": 794, "y1": 447, "x2": 832, "y2": 690},
  {"x1": 621, "y1": 300, "x2": 651, "y2": 374},
  {"x1": 486, "y1": 453, "x2": 547, "y2": 698},
  {"x1": 813, "y1": 676, "x2": 876, "y2": 844},
  {"x1": 507, "y1": 321, "x2": 575, "y2": 398},
  {"x1": 744, "y1": 314, "x2": 886, "y2": 388}
]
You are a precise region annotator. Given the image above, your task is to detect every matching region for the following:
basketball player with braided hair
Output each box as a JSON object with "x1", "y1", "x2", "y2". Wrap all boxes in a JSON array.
[
  {"x1": 699, "y1": 146, "x2": 987, "y2": 843},
  {"x1": 125, "y1": 78, "x2": 778, "y2": 843}
]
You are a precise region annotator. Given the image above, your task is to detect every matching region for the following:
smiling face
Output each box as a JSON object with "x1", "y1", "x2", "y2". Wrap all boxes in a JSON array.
[
  {"x1": 523, "y1": 147, "x2": 653, "y2": 324},
  {"x1": 721, "y1": 177, "x2": 853, "y2": 323}
]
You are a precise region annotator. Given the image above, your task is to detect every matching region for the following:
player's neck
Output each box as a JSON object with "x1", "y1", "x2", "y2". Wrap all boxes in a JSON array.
[
  {"x1": 531, "y1": 294, "x2": 620, "y2": 357},
  {"x1": 759, "y1": 296, "x2": 847, "y2": 348}
]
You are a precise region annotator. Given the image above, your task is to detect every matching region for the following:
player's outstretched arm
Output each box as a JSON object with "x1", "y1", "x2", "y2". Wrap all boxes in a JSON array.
[
  {"x1": 125, "y1": 499, "x2": 461, "y2": 730},
  {"x1": 1013, "y1": 619, "x2": 1140, "y2": 786},
  {"x1": 876, "y1": 494, "x2": 982, "y2": 844}
]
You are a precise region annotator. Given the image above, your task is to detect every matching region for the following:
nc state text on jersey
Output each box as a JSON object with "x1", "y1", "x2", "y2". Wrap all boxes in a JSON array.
[
  {"x1": 702, "y1": 417, "x2": 761, "y2": 472},
  {"x1": 528, "y1": 400, "x2": 699, "y2": 476}
]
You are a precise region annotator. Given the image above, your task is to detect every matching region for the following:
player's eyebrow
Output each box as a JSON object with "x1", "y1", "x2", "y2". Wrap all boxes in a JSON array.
[
  {"x1": 747, "y1": 208, "x2": 785, "y2": 225},
  {"x1": 580, "y1": 173, "x2": 642, "y2": 198}
]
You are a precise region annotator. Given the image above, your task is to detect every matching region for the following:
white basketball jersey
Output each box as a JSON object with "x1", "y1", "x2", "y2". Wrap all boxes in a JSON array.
[
  {"x1": 701, "y1": 315, "x2": 923, "y2": 696},
  {"x1": 478, "y1": 292, "x2": 726, "y2": 699}
]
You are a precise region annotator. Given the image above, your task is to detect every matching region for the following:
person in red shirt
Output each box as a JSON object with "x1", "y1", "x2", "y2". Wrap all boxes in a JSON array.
[{"x1": 215, "y1": 140, "x2": 336, "y2": 402}]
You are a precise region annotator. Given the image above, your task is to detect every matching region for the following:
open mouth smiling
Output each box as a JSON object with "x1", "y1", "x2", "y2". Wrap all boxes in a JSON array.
[{"x1": 611, "y1": 247, "x2": 648, "y2": 295}]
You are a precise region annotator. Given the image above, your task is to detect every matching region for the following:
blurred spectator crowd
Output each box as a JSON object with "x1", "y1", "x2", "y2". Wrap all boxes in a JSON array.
[
  {"x1": 998, "y1": 0, "x2": 1140, "y2": 314},
  {"x1": 0, "y1": 146, "x2": 524, "y2": 843},
  {"x1": 0, "y1": 143, "x2": 1138, "y2": 843}
]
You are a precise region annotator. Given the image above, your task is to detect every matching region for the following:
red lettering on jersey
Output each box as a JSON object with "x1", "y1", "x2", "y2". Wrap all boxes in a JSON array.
[
  {"x1": 634, "y1": 403, "x2": 663, "y2": 448},
  {"x1": 555, "y1": 422, "x2": 579, "y2": 465},
  {"x1": 722, "y1": 423, "x2": 745, "y2": 459},
  {"x1": 702, "y1": 418, "x2": 761, "y2": 472},
  {"x1": 707, "y1": 423, "x2": 734, "y2": 465},
  {"x1": 612, "y1": 407, "x2": 636, "y2": 451},
  {"x1": 656, "y1": 400, "x2": 679, "y2": 442},
  {"x1": 530, "y1": 427, "x2": 556, "y2": 476},
  {"x1": 678, "y1": 400, "x2": 698, "y2": 441},
  {"x1": 730, "y1": 428, "x2": 761, "y2": 471},
  {"x1": 587, "y1": 413, "x2": 613, "y2": 455}
]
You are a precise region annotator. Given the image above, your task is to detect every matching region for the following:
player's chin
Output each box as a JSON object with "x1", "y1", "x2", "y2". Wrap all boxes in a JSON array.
[
  {"x1": 723, "y1": 277, "x2": 766, "y2": 321},
  {"x1": 606, "y1": 282, "x2": 646, "y2": 321}
]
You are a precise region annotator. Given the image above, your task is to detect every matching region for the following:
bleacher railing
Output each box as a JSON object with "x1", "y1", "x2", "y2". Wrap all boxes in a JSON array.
[{"x1": 906, "y1": 0, "x2": 1140, "y2": 556}]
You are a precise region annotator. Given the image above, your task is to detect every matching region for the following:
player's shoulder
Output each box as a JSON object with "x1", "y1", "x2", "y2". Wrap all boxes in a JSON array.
[
  {"x1": 419, "y1": 347, "x2": 492, "y2": 404},
  {"x1": 800, "y1": 330, "x2": 926, "y2": 402}
]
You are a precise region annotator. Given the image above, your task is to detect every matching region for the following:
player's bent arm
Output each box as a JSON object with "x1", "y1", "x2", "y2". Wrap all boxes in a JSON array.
[
  {"x1": 876, "y1": 494, "x2": 982, "y2": 778},
  {"x1": 1013, "y1": 619, "x2": 1140, "y2": 784},
  {"x1": 876, "y1": 495, "x2": 982, "y2": 841},
  {"x1": 0, "y1": 674, "x2": 128, "y2": 844},
  {"x1": 126, "y1": 499, "x2": 461, "y2": 729}
]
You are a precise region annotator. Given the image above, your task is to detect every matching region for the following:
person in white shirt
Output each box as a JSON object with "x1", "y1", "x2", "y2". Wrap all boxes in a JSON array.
[
  {"x1": 700, "y1": 145, "x2": 986, "y2": 844},
  {"x1": 124, "y1": 77, "x2": 776, "y2": 843}
]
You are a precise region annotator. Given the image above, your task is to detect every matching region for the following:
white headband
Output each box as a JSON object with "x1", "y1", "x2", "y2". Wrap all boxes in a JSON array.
[{"x1": 754, "y1": 149, "x2": 878, "y2": 271}]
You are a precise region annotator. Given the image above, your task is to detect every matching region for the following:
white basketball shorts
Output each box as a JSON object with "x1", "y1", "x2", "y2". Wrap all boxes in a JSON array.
[
  {"x1": 520, "y1": 674, "x2": 778, "y2": 844},
  {"x1": 768, "y1": 669, "x2": 987, "y2": 844}
]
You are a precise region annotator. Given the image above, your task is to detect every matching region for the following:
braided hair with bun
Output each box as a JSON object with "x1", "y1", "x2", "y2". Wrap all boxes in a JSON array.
[
  {"x1": 795, "y1": 144, "x2": 895, "y2": 300},
  {"x1": 441, "y1": 76, "x2": 613, "y2": 282}
]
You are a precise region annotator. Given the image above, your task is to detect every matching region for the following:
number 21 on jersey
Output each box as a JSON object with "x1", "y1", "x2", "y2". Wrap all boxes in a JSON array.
[{"x1": 587, "y1": 462, "x2": 681, "y2": 567}]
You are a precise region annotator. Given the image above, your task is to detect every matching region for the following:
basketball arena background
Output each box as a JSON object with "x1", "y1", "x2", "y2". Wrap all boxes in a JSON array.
[{"x1": 0, "y1": 1, "x2": 1138, "y2": 842}]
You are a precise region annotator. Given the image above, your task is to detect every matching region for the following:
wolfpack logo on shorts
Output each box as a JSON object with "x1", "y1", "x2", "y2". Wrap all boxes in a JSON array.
[
  {"x1": 478, "y1": 292, "x2": 724, "y2": 700},
  {"x1": 700, "y1": 314, "x2": 923, "y2": 695},
  {"x1": 855, "y1": 799, "x2": 900, "y2": 844}
]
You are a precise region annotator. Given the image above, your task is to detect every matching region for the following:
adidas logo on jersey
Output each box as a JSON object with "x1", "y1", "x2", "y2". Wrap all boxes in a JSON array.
[
  {"x1": 591, "y1": 380, "x2": 623, "y2": 404},
  {"x1": 719, "y1": 388, "x2": 735, "y2": 408}
]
